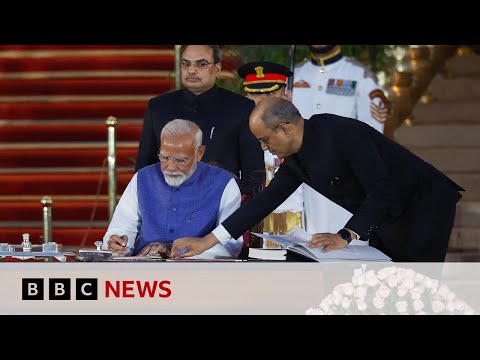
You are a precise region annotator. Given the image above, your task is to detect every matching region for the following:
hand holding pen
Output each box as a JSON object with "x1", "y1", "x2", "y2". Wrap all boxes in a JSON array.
[{"x1": 107, "y1": 235, "x2": 131, "y2": 255}]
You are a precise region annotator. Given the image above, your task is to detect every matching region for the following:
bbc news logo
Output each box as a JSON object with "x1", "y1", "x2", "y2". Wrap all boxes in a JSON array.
[
  {"x1": 22, "y1": 278, "x2": 171, "y2": 300},
  {"x1": 22, "y1": 278, "x2": 98, "y2": 300}
]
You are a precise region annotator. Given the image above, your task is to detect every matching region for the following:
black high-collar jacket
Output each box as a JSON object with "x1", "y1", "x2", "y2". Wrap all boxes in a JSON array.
[{"x1": 222, "y1": 114, "x2": 463, "y2": 261}]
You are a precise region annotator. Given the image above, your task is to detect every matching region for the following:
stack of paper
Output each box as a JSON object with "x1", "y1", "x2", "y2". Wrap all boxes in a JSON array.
[
  {"x1": 252, "y1": 227, "x2": 391, "y2": 262},
  {"x1": 248, "y1": 248, "x2": 287, "y2": 261}
]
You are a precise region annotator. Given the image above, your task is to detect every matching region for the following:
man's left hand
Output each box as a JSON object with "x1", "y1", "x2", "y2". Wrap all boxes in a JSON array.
[
  {"x1": 306, "y1": 233, "x2": 349, "y2": 252},
  {"x1": 137, "y1": 242, "x2": 171, "y2": 257},
  {"x1": 171, "y1": 233, "x2": 220, "y2": 258}
]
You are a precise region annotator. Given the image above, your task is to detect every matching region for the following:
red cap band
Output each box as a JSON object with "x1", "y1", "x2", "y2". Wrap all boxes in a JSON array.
[{"x1": 244, "y1": 73, "x2": 287, "y2": 84}]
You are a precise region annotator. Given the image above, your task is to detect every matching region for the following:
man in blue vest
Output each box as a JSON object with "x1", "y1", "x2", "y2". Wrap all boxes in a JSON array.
[{"x1": 103, "y1": 119, "x2": 243, "y2": 259}]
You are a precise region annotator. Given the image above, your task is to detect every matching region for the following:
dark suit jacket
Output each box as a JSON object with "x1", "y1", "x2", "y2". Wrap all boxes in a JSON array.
[
  {"x1": 135, "y1": 85, "x2": 265, "y2": 192},
  {"x1": 223, "y1": 114, "x2": 464, "y2": 261}
]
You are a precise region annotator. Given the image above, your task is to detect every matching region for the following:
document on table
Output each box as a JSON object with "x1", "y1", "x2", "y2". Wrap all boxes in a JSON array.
[{"x1": 253, "y1": 227, "x2": 391, "y2": 262}]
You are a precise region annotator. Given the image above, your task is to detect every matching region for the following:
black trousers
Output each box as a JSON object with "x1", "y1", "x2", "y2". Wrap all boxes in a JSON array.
[{"x1": 373, "y1": 174, "x2": 462, "y2": 262}]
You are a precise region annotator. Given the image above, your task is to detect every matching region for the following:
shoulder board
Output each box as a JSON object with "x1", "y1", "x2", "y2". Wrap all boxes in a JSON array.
[
  {"x1": 294, "y1": 57, "x2": 310, "y2": 69},
  {"x1": 344, "y1": 56, "x2": 379, "y2": 82}
]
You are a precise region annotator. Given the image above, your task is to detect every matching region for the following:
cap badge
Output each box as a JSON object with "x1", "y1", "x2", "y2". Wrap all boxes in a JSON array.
[{"x1": 254, "y1": 66, "x2": 265, "y2": 79}]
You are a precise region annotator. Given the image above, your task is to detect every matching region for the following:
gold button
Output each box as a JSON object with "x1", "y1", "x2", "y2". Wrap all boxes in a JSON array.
[{"x1": 315, "y1": 104, "x2": 321, "y2": 109}]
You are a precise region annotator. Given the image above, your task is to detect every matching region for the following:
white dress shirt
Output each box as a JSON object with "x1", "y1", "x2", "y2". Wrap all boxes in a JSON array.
[{"x1": 103, "y1": 173, "x2": 242, "y2": 258}]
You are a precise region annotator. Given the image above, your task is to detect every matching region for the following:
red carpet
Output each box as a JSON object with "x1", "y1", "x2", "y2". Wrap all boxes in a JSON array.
[
  {"x1": 0, "y1": 45, "x2": 172, "y2": 248},
  {"x1": 0, "y1": 55, "x2": 176, "y2": 73},
  {"x1": 0, "y1": 148, "x2": 139, "y2": 168},
  {"x1": 0, "y1": 78, "x2": 174, "y2": 96},
  {"x1": 0, "y1": 45, "x2": 173, "y2": 50},
  {"x1": 0, "y1": 200, "x2": 110, "y2": 221},
  {"x1": 0, "y1": 101, "x2": 148, "y2": 119},
  {"x1": 0, "y1": 123, "x2": 142, "y2": 143},
  {"x1": 0, "y1": 172, "x2": 132, "y2": 195}
]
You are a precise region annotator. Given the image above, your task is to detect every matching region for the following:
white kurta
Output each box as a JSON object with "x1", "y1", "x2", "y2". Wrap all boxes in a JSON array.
[
  {"x1": 103, "y1": 173, "x2": 242, "y2": 258},
  {"x1": 292, "y1": 56, "x2": 386, "y2": 239}
]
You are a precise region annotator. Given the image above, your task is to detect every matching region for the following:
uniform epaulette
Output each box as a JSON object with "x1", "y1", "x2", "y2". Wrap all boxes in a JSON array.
[
  {"x1": 294, "y1": 57, "x2": 310, "y2": 69},
  {"x1": 344, "y1": 56, "x2": 379, "y2": 82},
  {"x1": 343, "y1": 56, "x2": 365, "y2": 68},
  {"x1": 363, "y1": 67, "x2": 379, "y2": 82}
]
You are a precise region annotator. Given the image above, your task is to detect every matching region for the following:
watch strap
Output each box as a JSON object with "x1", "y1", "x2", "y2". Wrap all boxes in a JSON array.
[{"x1": 337, "y1": 228, "x2": 352, "y2": 244}]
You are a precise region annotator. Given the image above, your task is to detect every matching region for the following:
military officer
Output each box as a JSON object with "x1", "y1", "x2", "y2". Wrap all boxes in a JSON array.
[{"x1": 238, "y1": 61, "x2": 304, "y2": 241}]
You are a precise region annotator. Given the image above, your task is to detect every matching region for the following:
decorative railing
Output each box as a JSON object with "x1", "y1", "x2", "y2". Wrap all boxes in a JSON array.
[{"x1": 382, "y1": 45, "x2": 458, "y2": 138}]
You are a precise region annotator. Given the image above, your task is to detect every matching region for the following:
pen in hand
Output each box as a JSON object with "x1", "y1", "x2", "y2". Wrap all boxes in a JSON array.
[{"x1": 107, "y1": 235, "x2": 131, "y2": 255}]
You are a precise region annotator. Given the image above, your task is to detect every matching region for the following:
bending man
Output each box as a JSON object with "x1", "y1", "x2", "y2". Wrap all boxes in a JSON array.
[{"x1": 171, "y1": 97, "x2": 463, "y2": 262}]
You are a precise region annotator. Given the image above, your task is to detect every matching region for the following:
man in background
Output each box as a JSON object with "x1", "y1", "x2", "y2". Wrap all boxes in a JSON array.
[
  {"x1": 292, "y1": 45, "x2": 389, "y2": 239},
  {"x1": 135, "y1": 45, "x2": 265, "y2": 196}
]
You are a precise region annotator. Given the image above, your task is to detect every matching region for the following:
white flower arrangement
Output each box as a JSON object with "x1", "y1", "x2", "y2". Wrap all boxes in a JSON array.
[{"x1": 306, "y1": 266, "x2": 476, "y2": 315}]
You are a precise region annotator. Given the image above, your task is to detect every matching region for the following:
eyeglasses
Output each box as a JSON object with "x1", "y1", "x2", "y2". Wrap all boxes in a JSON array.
[
  {"x1": 257, "y1": 122, "x2": 289, "y2": 146},
  {"x1": 158, "y1": 152, "x2": 190, "y2": 166},
  {"x1": 157, "y1": 147, "x2": 199, "y2": 166},
  {"x1": 180, "y1": 60, "x2": 214, "y2": 70}
]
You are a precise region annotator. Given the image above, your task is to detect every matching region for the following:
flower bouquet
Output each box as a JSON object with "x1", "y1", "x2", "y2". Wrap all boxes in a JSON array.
[{"x1": 306, "y1": 266, "x2": 476, "y2": 315}]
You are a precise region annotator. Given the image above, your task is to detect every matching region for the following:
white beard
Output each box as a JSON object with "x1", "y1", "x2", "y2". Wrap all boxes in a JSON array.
[
  {"x1": 164, "y1": 172, "x2": 187, "y2": 187},
  {"x1": 163, "y1": 162, "x2": 197, "y2": 187}
]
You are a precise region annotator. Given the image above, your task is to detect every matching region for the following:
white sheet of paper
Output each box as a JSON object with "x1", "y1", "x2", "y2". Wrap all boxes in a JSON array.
[
  {"x1": 253, "y1": 227, "x2": 391, "y2": 262},
  {"x1": 248, "y1": 248, "x2": 287, "y2": 261}
]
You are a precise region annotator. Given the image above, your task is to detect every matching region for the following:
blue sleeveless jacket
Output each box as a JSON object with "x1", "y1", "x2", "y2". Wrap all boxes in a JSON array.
[{"x1": 135, "y1": 162, "x2": 233, "y2": 255}]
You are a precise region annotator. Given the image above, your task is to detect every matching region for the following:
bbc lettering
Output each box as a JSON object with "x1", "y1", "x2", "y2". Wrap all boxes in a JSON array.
[
  {"x1": 22, "y1": 278, "x2": 98, "y2": 300},
  {"x1": 105, "y1": 280, "x2": 171, "y2": 298},
  {"x1": 22, "y1": 279, "x2": 171, "y2": 300}
]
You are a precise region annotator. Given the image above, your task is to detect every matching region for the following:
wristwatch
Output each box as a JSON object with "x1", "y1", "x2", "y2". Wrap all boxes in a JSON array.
[{"x1": 337, "y1": 228, "x2": 353, "y2": 244}]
